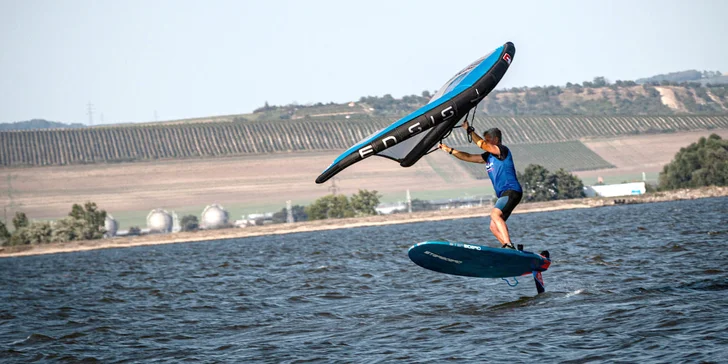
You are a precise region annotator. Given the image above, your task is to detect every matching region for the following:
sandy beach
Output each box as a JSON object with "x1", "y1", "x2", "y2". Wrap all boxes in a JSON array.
[{"x1": 1, "y1": 186, "x2": 726, "y2": 258}]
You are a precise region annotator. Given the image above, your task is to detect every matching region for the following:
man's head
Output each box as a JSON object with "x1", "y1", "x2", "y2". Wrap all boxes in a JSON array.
[{"x1": 483, "y1": 128, "x2": 502, "y2": 145}]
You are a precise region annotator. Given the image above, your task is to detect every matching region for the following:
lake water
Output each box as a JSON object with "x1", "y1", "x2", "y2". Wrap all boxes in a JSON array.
[{"x1": 1, "y1": 197, "x2": 727, "y2": 363}]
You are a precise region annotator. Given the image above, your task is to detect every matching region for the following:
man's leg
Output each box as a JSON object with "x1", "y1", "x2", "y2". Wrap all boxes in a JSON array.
[{"x1": 490, "y1": 208, "x2": 512, "y2": 247}]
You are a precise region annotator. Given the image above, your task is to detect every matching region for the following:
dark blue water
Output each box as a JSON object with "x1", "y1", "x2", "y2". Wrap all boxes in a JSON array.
[{"x1": 1, "y1": 197, "x2": 727, "y2": 363}]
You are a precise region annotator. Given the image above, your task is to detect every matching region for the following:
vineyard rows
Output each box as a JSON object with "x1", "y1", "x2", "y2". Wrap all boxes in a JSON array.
[{"x1": 1, "y1": 115, "x2": 726, "y2": 167}]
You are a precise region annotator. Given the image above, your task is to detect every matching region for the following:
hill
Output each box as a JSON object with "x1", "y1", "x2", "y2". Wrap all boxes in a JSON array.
[
  {"x1": 242, "y1": 74, "x2": 728, "y2": 120},
  {"x1": 635, "y1": 69, "x2": 724, "y2": 84},
  {"x1": 0, "y1": 119, "x2": 86, "y2": 131},
  {"x1": 480, "y1": 79, "x2": 728, "y2": 116},
  {"x1": 145, "y1": 80, "x2": 727, "y2": 127}
]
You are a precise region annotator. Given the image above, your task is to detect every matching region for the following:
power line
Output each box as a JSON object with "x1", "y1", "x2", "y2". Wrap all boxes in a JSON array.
[{"x1": 87, "y1": 102, "x2": 95, "y2": 126}]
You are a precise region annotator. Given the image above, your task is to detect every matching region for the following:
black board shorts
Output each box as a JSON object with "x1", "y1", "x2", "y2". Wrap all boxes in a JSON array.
[{"x1": 493, "y1": 190, "x2": 522, "y2": 221}]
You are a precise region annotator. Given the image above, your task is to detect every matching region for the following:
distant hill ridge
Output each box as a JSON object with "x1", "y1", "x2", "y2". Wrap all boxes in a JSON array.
[
  {"x1": 240, "y1": 71, "x2": 728, "y2": 123},
  {"x1": 635, "y1": 70, "x2": 724, "y2": 84},
  {"x1": 0, "y1": 119, "x2": 85, "y2": 131}
]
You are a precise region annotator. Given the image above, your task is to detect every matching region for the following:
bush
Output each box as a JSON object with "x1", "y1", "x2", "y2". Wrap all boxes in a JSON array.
[
  {"x1": 8, "y1": 221, "x2": 53, "y2": 245},
  {"x1": 68, "y1": 202, "x2": 107, "y2": 240},
  {"x1": 518, "y1": 164, "x2": 585, "y2": 202},
  {"x1": 305, "y1": 190, "x2": 382, "y2": 220},
  {"x1": 350, "y1": 189, "x2": 381, "y2": 216},
  {"x1": 272, "y1": 205, "x2": 308, "y2": 224},
  {"x1": 50, "y1": 217, "x2": 87, "y2": 243},
  {"x1": 128, "y1": 226, "x2": 142, "y2": 236},
  {"x1": 305, "y1": 194, "x2": 354, "y2": 220},
  {"x1": 0, "y1": 221, "x2": 10, "y2": 246},
  {"x1": 180, "y1": 215, "x2": 199, "y2": 232},
  {"x1": 13, "y1": 212, "x2": 28, "y2": 230},
  {"x1": 659, "y1": 134, "x2": 728, "y2": 189}
]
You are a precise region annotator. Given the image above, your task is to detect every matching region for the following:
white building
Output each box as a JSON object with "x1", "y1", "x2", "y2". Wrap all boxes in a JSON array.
[{"x1": 584, "y1": 182, "x2": 646, "y2": 198}]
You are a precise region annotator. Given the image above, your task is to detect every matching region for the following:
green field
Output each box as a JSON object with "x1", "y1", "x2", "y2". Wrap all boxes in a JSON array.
[{"x1": 448, "y1": 140, "x2": 615, "y2": 180}]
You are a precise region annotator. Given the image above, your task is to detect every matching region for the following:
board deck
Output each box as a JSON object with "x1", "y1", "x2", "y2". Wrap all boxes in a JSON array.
[{"x1": 408, "y1": 240, "x2": 550, "y2": 278}]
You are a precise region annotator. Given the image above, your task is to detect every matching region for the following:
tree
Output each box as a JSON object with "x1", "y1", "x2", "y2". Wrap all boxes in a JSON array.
[
  {"x1": 659, "y1": 134, "x2": 728, "y2": 189},
  {"x1": 0, "y1": 221, "x2": 10, "y2": 246},
  {"x1": 50, "y1": 216, "x2": 87, "y2": 243},
  {"x1": 180, "y1": 215, "x2": 199, "y2": 232},
  {"x1": 519, "y1": 164, "x2": 554, "y2": 202},
  {"x1": 305, "y1": 194, "x2": 354, "y2": 220},
  {"x1": 9, "y1": 221, "x2": 53, "y2": 245},
  {"x1": 593, "y1": 76, "x2": 608, "y2": 87},
  {"x1": 551, "y1": 168, "x2": 586, "y2": 199},
  {"x1": 68, "y1": 202, "x2": 107, "y2": 240},
  {"x1": 128, "y1": 226, "x2": 142, "y2": 236},
  {"x1": 518, "y1": 164, "x2": 585, "y2": 202},
  {"x1": 411, "y1": 198, "x2": 435, "y2": 212},
  {"x1": 13, "y1": 212, "x2": 28, "y2": 230},
  {"x1": 350, "y1": 189, "x2": 381, "y2": 216},
  {"x1": 272, "y1": 205, "x2": 308, "y2": 224}
]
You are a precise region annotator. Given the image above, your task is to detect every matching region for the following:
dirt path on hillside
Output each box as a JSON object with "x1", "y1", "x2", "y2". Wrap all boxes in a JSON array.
[{"x1": 654, "y1": 87, "x2": 687, "y2": 112}]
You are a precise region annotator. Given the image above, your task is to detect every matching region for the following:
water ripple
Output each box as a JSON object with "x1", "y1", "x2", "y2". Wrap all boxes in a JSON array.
[{"x1": 0, "y1": 197, "x2": 727, "y2": 362}]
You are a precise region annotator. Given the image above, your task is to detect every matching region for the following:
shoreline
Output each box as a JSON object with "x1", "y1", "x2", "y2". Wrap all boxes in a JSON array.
[{"x1": 1, "y1": 186, "x2": 726, "y2": 258}]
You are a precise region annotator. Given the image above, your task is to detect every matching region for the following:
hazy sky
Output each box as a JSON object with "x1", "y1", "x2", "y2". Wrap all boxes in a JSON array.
[{"x1": 1, "y1": 0, "x2": 726, "y2": 124}]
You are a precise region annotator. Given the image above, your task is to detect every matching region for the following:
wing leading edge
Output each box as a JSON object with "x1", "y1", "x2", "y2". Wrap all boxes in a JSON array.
[{"x1": 315, "y1": 42, "x2": 515, "y2": 184}]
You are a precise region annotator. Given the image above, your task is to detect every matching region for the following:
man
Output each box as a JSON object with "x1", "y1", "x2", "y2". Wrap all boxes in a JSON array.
[{"x1": 438, "y1": 121, "x2": 523, "y2": 249}]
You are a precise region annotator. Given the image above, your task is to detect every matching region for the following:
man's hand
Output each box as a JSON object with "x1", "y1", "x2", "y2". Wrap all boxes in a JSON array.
[
  {"x1": 438, "y1": 143, "x2": 450, "y2": 153},
  {"x1": 462, "y1": 121, "x2": 469, "y2": 130}
]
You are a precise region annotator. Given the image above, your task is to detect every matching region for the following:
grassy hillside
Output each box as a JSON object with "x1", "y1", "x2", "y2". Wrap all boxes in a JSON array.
[
  {"x1": 481, "y1": 82, "x2": 728, "y2": 116},
  {"x1": 116, "y1": 73, "x2": 728, "y2": 128},
  {"x1": 149, "y1": 83, "x2": 728, "y2": 127}
]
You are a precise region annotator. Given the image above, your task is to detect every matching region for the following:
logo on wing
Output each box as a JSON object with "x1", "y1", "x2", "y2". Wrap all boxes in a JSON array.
[{"x1": 502, "y1": 53, "x2": 511, "y2": 64}]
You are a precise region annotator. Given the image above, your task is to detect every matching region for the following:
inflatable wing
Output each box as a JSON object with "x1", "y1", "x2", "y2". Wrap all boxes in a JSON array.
[{"x1": 315, "y1": 41, "x2": 515, "y2": 184}]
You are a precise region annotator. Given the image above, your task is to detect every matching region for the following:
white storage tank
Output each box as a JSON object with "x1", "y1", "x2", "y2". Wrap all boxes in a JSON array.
[
  {"x1": 147, "y1": 208, "x2": 173, "y2": 233},
  {"x1": 201, "y1": 204, "x2": 229, "y2": 229},
  {"x1": 104, "y1": 214, "x2": 118, "y2": 237}
]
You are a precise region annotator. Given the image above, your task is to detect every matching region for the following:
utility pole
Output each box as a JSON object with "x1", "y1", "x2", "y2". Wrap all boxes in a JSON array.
[
  {"x1": 286, "y1": 200, "x2": 294, "y2": 223},
  {"x1": 3, "y1": 174, "x2": 22, "y2": 224},
  {"x1": 328, "y1": 177, "x2": 340, "y2": 195},
  {"x1": 87, "y1": 102, "x2": 95, "y2": 126},
  {"x1": 406, "y1": 189, "x2": 412, "y2": 213}
]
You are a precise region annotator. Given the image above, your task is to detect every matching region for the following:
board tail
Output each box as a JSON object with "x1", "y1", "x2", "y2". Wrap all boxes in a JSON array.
[{"x1": 533, "y1": 250, "x2": 550, "y2": 294}]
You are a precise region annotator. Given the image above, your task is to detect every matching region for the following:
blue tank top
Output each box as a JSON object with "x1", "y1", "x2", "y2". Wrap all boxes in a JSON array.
[{"x1": 482, "y1": 145, "x2": 522, "y2": 197}]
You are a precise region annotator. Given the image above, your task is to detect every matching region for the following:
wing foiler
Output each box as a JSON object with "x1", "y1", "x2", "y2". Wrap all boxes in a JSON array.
[{"x1": 315, "y1": 41, "x2": 515, "y2": 184}]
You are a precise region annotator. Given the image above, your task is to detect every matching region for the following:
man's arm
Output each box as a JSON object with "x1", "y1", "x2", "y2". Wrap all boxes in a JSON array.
[
  {"x1": 438, "y1": 143, "x2": 485, "y2": 164},
  {"x1": 463, "y1": 121, "x2": 500, "y2": 155}
]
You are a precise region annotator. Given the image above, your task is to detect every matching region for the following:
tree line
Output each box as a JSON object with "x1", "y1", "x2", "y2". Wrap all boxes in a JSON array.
[
  {"x1": 1, "y1": 202, "x2": 106, "y2": 246},
  {"x1": 658, "y1": 134, "x2": 727, "y2": 189}
]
